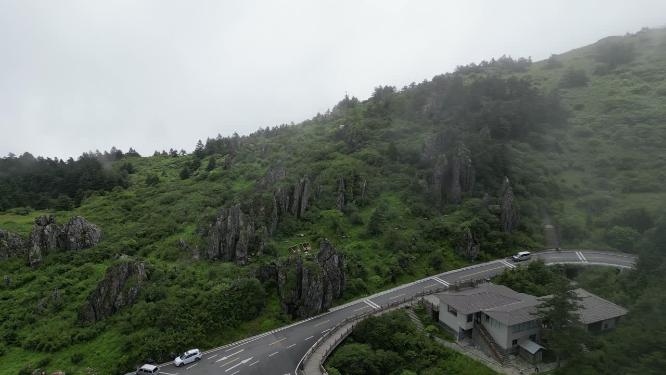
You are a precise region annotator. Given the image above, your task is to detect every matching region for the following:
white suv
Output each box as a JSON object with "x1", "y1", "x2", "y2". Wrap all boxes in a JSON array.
[
  {"x1": 174, "y1": 348, "x2": 202, "y2": 367},
  {"x1": 511, "y1": 251, "x2": 531, "y2": 262}
]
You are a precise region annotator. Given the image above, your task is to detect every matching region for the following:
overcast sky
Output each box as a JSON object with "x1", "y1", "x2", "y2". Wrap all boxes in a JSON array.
[{"x1": 1, "y1": 0, "x2": 665, "y2": 159}]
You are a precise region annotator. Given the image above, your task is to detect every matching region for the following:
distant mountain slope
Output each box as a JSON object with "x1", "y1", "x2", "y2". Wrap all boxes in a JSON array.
[{"x1": 1, "y1": 27, "x2": 665, "y2": 374}]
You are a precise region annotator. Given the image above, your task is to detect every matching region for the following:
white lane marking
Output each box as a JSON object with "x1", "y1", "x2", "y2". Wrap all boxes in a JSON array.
[
  {"x1": 578, "y1": 251, "x2": 588, "y2": 263},
  {"x1": 458, "y1": 265, "x2": 506, "y2": 280},
  {"x1": 269, "y1": 337, "x2": 286, "y2": 346},
  {"x1": 544, "y1": 261, "x2": 633, "y2": 269},
  {"x1": 354, "y1": 305, "x2": 370, "y2": 312},
  {"x1": 388, "y1": 293, "x2": 406, "y2": 300},
  {"x1": 208, "y1": 354, "x2": 218, "y2": 359},
  {"x1": 287, "y1": 343, "x2": 296, "y2": 349},
  {"x1": 304, "y1": 335, "x2": 314, "y2": 341},
  {"x1": 322, "y1": 328, "x2": 331, "y2": 334},
  {"x1": 249, "y1": 360, "x2": 260, "y2": 366},
  {"x1": 226, "y1": 357, "x2": 253, "y2": 372},
  {"x1": 230, "y1": 372, "x2": 239, "y2": 375},
  {"x1": 216, "y1": 349, "x2": 244, "y2": 362},
  {"x1": 186, "y1": 363, "x2": 199, "y2": 370},
  {"x1": 501, "y1": 260, "x2": 516, "y2": 269},
  {"x1": 219, "y1": 357, "x2": 240, "y2": 367},
  {"x1": 364, "y1": 299, "x2": 381, "y2": 309},
  {"x1": 269, "y1": 351, "x2": 279, "y2": 357},
  {"x1": 314, "y1": 319, "x2": 330, "y2": 327},
  {"x1": 431, "y1": 276, "x2": 450, "y2": 286}
]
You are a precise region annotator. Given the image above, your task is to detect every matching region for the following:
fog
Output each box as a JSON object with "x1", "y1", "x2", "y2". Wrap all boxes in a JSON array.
[{"x1": 1, "y1": 0, "x2": 665, "y2": 159}]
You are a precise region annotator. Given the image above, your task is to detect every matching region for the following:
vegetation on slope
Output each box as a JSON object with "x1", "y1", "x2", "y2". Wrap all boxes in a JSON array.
[
  {"x1": 325, "y1": 310, "x2": 497, "y2": 375},
  {"x1": 1, "y1": 26, "x2": 666, "y2": 374}
]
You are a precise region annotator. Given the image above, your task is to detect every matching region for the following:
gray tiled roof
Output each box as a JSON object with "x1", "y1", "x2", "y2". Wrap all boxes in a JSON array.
[
  {"x1": 574, "y1": 288, "x2": 628, "y2": 324},
  {"x1": 436, "y1": 283, "x2": 536, "y2": 316},
  {"x1": 483, "y1": 297, "x2": 542, "y2": 325}
]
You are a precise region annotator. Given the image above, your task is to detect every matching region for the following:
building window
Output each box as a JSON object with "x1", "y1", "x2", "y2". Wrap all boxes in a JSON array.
[
  {"x1": 467, "y1": 314, "x2": 473, "y2": 323},
  {"x1": 447, "y1": 305, "x2": 457, "y2": 317},
  {"x1": 512, "y1": 339, "x2": 518, "y2": 346}
]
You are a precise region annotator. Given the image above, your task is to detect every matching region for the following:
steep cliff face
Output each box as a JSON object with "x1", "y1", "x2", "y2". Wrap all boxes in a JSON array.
[
  {"x1": 60, "y1": 216, "x2": 102, "y2": 250},
  {"x1": 427, "y1": 139, "x2": 475, "y2": 206},
  {"x1": 28, "y1": 216, "x2": 102, "y2": 266},
  {"x1": 500, "y1": 177, "x2": 519, "y2": 233},
  {"x1": 275, "y1": 240, "x2": 345, "y2": 318},
  {"x1": 0, "y1": 229, "x2": 25, "y2": 260},
  {"x1": 290, "y1": 176, "x2": 311, "y2": 218},
  {"x1": 456, "y1": 226, "x2": 480, "y2": 260},
  {"x1": 207, "y1": 204, "x2": 255, "y2": 265},
  {"x1": 78, "y1": 258, "x2": 147, "y2": 323},
  {"x1": 28, "y1": 216, "x2": 62, "y2": 266}
]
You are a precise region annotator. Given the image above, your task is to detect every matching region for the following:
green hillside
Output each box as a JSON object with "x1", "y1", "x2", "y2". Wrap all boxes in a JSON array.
[{"x1": 1, "y1": 27, "x2": 666, "y2": 374}]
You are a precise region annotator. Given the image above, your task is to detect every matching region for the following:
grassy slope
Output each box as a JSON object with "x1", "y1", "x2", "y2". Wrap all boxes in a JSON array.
[
  {"x1": 1, "y1": 27, "x2": 665, "y2": 374},
  {"x1": 524, "y1": 28, "x2": 666, "y2": 248}
]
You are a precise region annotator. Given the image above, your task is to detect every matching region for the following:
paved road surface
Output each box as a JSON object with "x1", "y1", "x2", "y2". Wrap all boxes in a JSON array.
[{"x1": 148, "y1": 250, "x2": 635, "y2": 375}]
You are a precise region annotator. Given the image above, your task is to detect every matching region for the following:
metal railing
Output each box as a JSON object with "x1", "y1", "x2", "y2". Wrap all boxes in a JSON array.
[{"x1": 298, "y1": 278, "x2": 488, "y2": 375}]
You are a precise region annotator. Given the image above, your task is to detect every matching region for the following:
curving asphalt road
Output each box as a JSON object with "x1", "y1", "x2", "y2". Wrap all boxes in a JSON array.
[{"x1": 149, "y1": 250, "x2": 636, "y2": 375}]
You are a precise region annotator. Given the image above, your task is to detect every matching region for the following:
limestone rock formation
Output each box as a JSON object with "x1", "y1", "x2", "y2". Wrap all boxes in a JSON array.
[
  {"x1": 275, "y1": 240, "x2": 345, "y2": 318},
  {"x1": 207, "y1": 204, "x2": 255, "y2": 265},
  {"x1": 500, "y1": 177, "x2": 519, "y2": 233},
  {"x1": 290, "y1": 176, "x2": 311, "y2": 218},
  {"x1": 60, "y1": 216, "x2": 102, "y2": 250},
  {"x1": 78, "y1": 258, "x2": 147, "y2": 323},
  {"x1": 28, "y1": 216, "x2": 61, "y2": 266},
  {"x1": 28, "y1": 215, "x2": 102, "y2": 266},
  {"x1": 0, "y1": 229, "x2": 25, "y2": 260},
  {"x1": 429, "y1": 141, "x2": 475, "y2": 206},
  {"x1": 335, "y1": 177, "x2": 346, "y2": 211},
  {"x1": 457, "y1": 226, "x2": 480, "y2": 260}
]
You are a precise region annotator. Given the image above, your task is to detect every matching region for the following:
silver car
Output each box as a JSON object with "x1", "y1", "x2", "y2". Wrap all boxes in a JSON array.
[{"x1": 174, "y1": 348, "x2": 202, "y2": 367}]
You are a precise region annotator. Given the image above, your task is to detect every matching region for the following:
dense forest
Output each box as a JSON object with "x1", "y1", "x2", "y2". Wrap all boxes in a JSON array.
[{"x1": 1, "y1": 27, "x2": 665, "y2": 374}]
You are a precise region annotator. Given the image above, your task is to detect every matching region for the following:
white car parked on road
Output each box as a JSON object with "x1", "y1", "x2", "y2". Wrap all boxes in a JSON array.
[
  {"x1": 135, "y1": 364, "x2": 159, "y2": 375},
  {"x1": 174, "y1": 348, "x2": 202, "y2": 367},
  {"x1": 511, "y1": 251, "x2": 531, "y2": 262}
]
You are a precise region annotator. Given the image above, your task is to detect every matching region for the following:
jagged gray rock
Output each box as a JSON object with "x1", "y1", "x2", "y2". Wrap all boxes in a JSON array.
[
  {"x1": 78, "y1": 258, "x2": 147, "y2": 323},
  {"x1": 28, "y1": 215, "x2": 102, "y2": 266},
  {"x1": 429, "y1": 141, "x2": 475, "y2": 206},
  {"x1": 60, "y1": 216, "x2": 102, "y2": 250},
  {"x1": 276, "y1": 240, "x2": 345, "y2": 318},
  {"x1": 0, "y1": 229, "x2": 25, "y2": 260},
  {"x1": 335, "y1": 177, "x2": 346, "y2": 211},
  {"x1": 457, "y1": 226, "x2": 480, "y2": 260},
  {"x1": 500, "y1": 177, "x2": 519, "y2": 233},
  {"x1": 207, "y1": 204, "x2": 255, "y2": 265},
  {"x1": 28, "y1": 216, "x2": 61, "y2": 266},
  {"x1": 290, "y1": 176, "x2": 310, "y2": 218}
]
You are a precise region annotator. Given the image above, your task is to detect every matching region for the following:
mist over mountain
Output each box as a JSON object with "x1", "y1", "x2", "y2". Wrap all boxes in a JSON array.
[{"x1": 1, "y1": 26, "x2": 666, "y2": 374}]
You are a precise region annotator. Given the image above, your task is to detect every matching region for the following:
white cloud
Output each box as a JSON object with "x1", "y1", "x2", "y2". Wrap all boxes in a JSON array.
[{"x1": 1, "y1": 0, "x2": 665, "y2": 158}]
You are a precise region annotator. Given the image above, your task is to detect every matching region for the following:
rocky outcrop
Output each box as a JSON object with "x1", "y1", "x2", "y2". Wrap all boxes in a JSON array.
[
  {"x1": 28, "y1": 216, "x2": 61, "y2": 266},
  {"x1": 500, "y1": 177, "x2": 518, "y2": 233},
  {"x1": 207, "y1": 204, "x2": 255, "y2": 265},
  {"x1": 456, "y1": 226, "x2": 480, "y2": 260},
  {"x1": 28, "y1": 216, "x2": 102, "y2": 266},
  {"x1": 78, "y1": 258, "x2": 147, "y2": 323},
  {"x1": 0, "y1": 229, "x2": 25, "y2": 260},
  {"x1": 335, "y1": 177, "x2": 346, "y2": 210},
  {"x1": 290, "y1": 176, "x2": 311, "y2": 218},
  {"x1": 60, "y1": 216, "x2": 102, "y2": 250},
  {"x1": 275, "y1": 240, "x2": 345, "y2": 319},
  {"x1": 428, "y1": 140, "x2": 475, "y2": 206}
]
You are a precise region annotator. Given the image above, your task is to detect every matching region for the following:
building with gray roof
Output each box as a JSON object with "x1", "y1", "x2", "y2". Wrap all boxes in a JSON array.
[{"x1": 433, "y1": 282, "x2": 627, "y2": 364}]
